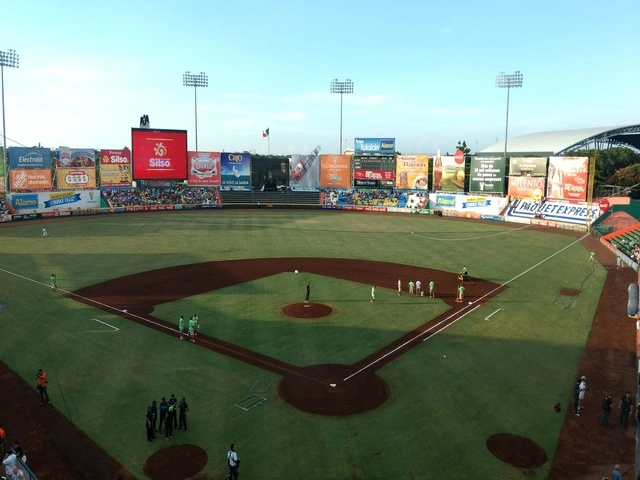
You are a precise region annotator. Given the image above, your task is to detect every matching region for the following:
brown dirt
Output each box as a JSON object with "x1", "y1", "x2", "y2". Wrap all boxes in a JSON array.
[
  {"x1": 143, "y1": 444, "x2": 207, "y2": 480},
  {"x1": 0, "y1": 215, "x2": 635, "y2": 479},
  {"x1": 486, "y1": 433, "x2": 548, "y2": 469},
  {"x1": 282, "y1": 302, "x2": 333, "y2": 319},
  {"x1": 0, "y1": 362, "x2": 134, "y2": 480},
  {"x1": 560, "y1": 288, "x2": 580, "y2": 296}
]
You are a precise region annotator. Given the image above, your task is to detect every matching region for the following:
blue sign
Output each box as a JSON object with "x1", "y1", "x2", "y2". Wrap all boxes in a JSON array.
[
  {"x1": 354, "y1": 138, "x2": 396, "y2": 154},
  {"x1": 44, "y1": 194, "x2": 81, "y2": 208},
  {"x1": 11, "y1": 194, "x2": 39, "y2": 210},
  {"x1": 8, "y1": 147, "x2": 51, "y2": 169},
  {"x1": 220, "y1": 153, "x2": 251, "y2": 190},
  {"x1": 435, "y1": 195, "x2": 456, "y2": 208}
]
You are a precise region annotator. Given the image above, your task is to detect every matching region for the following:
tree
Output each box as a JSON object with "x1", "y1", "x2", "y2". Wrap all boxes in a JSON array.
[{"x1": 455, "y1": 141, "x2": 471, "y2": 155}]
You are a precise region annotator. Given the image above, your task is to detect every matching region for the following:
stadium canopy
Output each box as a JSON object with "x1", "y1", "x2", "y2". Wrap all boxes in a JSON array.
[{"x1": 480, "y1": 124, "x2": 640, "y2": 157}]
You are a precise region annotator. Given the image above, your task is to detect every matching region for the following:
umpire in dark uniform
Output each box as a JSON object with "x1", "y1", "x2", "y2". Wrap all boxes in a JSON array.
[
  {"x1": 151, "y1": 400, "x2": 158, "y2": 435},
  {"x1": 178, "y1": 397, "x2": 189, "y2": 431},
  {"x1": 145, "y1": 406, "x2": 154, "y2": 441}
]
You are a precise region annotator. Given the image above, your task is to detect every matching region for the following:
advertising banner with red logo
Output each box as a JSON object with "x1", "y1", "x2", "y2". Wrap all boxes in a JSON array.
[
  {"x1": 546, "y1": 156, "x2": 588, "y2": 201},
  {"x1": 187, "y1": 151, "x2": 221, "y2": 186},
  {"x1": 319, "y1": 155, "x2": 351, "y2": 188},
  {"x1": 507, "y1": 176, "x2": 546, "y2": 200},
  {"x1": 131, "y1": 128, "x2": 188, "y2": 180},
  {"x1": 433, "y1": 155, "x2": 465, "y2": 192},
  {"x1": 395, "y1": 155, "x2": 429, "y2": 190},
  {"x1": 10, "y1": 169, "x2": 52, "y2": 190},
  {"x1": 100, "y1": 149, "x2": 132, "y2": 186},
  {"x1": 56, "y1": 168, "x2": 97, "y2": 189},
  {"x1": 57, "y1": 147, "x2": 96, "y2": 168}
]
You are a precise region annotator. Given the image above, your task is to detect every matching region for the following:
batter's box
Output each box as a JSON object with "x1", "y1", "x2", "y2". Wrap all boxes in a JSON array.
[
  {"x1": 251, "y1": 379, "x2": 275, "y2": 394},
  {"x1": 553, "y1": 295, "x2": 578, "y2": 309},
  {"x1": 235, "y1": 395, "x2": 267, "y2": 411}
]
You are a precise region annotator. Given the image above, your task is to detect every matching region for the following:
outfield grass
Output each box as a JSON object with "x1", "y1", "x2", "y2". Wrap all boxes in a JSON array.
[{"x1": 0, "y1": 211, "x2": 604, "y2": 479}]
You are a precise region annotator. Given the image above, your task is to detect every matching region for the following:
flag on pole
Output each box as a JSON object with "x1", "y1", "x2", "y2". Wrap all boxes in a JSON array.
[{"x1": 262, "y1": 127, "x2": 270, "y2": 138}]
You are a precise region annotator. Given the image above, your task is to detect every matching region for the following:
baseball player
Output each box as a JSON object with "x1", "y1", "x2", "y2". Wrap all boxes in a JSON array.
[
  {"x1": 429, "y1": 279, "x2": 435, "y2": 298},
  {"x1": 397, "y1": 278, "x2": 402, "y2": 296}
]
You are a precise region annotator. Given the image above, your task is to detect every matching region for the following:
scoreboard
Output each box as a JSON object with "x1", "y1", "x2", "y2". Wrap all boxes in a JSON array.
[{"x1": 353, "y1": 154, "x2": 396, "y2": 188}]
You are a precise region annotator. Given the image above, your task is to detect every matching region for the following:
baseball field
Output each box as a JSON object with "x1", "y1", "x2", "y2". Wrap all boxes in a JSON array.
[{"x1": 0, "y1": 210, "x2": 610, "y2": 479}]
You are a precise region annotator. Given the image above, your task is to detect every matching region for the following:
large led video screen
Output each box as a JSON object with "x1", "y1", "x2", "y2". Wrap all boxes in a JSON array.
[{"x1": 131, "y1": 128, "x2": 188, "y2": 180}]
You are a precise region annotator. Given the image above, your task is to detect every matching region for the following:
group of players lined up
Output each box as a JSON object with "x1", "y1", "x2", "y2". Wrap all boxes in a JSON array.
[
  {"x1": 178, "y1": 315, "x2": 199, "y2": 343},
  {"x1": 397, "y1": 278, "x2": 436, "y2": 298},
  {"x1": 396, "y1": 266, "x2": 470, "y2": 303},
  {"x1": 145, "y1": 393, "x2": 189, "y2": 441}
]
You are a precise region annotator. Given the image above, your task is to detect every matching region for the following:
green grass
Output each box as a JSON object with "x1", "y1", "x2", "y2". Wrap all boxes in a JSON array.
[
  {"x1": 0, "y1": 211, "x2": 604, "y2": 479},
  {"x1": 155, "y1": 273, "x2": 451, "y2": 365}
]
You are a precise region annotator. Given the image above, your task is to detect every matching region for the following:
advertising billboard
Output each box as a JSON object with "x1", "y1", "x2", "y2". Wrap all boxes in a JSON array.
[
  {"x1": 100, "y1": 149, "x2": 132, "y2": 187},
  {"x1": 395, "y1": 155, "x2": 429, "y2": 190},
  {"x1": 8, "y1": 147, "x2": 51, "y2": 170},
  {"x1": 507, "y1": 176, "x2": 546, "y2": 200},
  {"x1": 131, "y1": 128, "x2": 188, "y2": 180},
  {"x1": 319, "y1": 155, "x2": 351, "y2": 188},
  {"x1": 469, "y1": 156, "x2": 505, "y2": 193},
  {"x1": 546, "y1": 156, "x2": 588, "y2": 201},
  {"x1": 10, "y1": 169, "x2": 52, "y2": 191},
  {"x1": 10, "y1": 190, "x2": 101, "y2": 213},
  {"x1": 432, "y1": 154, "x2": 465, "y2": 192},
  {"x1": 187, "y1": 151, "x2": 221, "y2": 186},
  {"x1": 509, "y1": 157, "x2": 547, "y2": 177},
  {"x1": 354, "y1": 138, "x2": 396, "y2": 154},
  {"x1": 290, "y1": 151, "x2": 321, "y2": 191},
  {"x1": 57, "y1": 148, "x2": 96, "y2": 168},
  {"x1": 220, "y1": 152, "x2": 251, "y2": 190},
  {"x1": 56, "y1": 168, "x2": 97, "y2": 189}
]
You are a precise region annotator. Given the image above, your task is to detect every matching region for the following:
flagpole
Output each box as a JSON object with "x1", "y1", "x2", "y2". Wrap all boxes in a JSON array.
[{"x1": 268, "y1": 134, "x2": 270, "y2": 156}]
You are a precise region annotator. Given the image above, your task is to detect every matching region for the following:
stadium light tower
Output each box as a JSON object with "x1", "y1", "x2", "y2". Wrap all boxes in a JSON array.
[
  {"x1": 1, "y1": 49, "x2": 19, "y2": 192},
  {"x1": 330, "y1": 79, "x2": 354, "y2": 154},
  {"x1": 183, "y1": 71, "x2": 208, "y2": 151},
  {"x1": 495, "y1": 71, "x2": 523, "y2": 162}
]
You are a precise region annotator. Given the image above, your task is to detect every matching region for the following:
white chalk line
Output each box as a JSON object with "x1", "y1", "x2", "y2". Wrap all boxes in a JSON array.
[
  {"x1": 90, "y1": 318, "x2": 119, "y2": 331},
  {"x1": 411, "y1": 223, "x2": 532, "y2": 241},
  {"x1": 0, "y1": 267, "x2": 332, "y2": 387},
  {"x1": 343, "y1": 233, "x2": 589, "y2": 382},
  {"x1": 344, "y1": 304, "x2": 481, "y2": 382}
]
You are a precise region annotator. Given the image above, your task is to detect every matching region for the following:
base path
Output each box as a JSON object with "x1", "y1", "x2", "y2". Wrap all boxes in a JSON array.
[{"x1": 70, "y1": 258, "x2": 503, "y2": 416}]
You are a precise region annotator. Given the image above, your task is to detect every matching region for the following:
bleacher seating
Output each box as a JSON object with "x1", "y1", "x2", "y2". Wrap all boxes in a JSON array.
[{"x1": 220, "y1": 190, "x2": 320, "y2": 205}]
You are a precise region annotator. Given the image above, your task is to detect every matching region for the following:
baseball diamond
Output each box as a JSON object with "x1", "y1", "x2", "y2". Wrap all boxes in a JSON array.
[{"x1": 0, "y1": 211, "x2": 633, "y2": 480}]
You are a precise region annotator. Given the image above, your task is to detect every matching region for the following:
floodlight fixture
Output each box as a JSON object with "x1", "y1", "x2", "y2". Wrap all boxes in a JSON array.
[
  {"x1": 0, "y1": 49, "x2": 19, "y2": 193},
  {"x1": 330, "y1": 79, "x2": 354, "y2": 154},
  {"x1": 183, "y1": 71, "x2": 209, "y2": 150},
  {"x1": 495, "y1": 71, "x2": 523, "y2": 162}
]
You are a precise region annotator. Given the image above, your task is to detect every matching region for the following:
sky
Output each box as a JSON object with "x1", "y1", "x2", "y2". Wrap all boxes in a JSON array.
[{"x1": 2, "y1": 0, "x2": 639, "y2": 156}]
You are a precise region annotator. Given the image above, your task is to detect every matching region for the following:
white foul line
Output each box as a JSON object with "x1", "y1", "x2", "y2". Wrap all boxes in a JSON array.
[
  {"x1": 0, "y1": 267, "x2": 178, "y2": 335},
  {"x1": 90, "y1": 318, "x2": 119, "y2": 331},
  {"x1": 343, "y1": 233, "x2": 589, "y2": 382},
  {"x1": 344, "y1": 304, "x2": 482, "y2": 381}
]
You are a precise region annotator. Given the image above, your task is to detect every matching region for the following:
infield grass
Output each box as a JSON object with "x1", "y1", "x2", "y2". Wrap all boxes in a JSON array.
[{"x1": 0, "y1": 210, "x2": 604, "y2": 479}]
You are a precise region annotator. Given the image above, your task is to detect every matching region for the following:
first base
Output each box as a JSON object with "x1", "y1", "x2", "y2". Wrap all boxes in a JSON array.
[
  {"x1": 330, "y1": 383, "x2": 336, "y2": 387},
  {"x1": 295, "y1": 270, "x2": 298, "y2": 273}
]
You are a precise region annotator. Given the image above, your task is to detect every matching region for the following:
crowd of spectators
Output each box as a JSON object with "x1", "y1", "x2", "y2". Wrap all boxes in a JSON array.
[
  {"x1": 0, "y1": 201, "x2": 9, "y2": 215},
  {"x1": 103, "y1": 186, "x2": 220, "y2": 207},
  {"x1": 322, "y1": 188, "x2": 428, "y2": 209}
]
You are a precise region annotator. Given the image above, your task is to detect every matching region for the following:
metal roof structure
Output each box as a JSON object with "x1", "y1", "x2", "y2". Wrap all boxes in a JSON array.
[{"x1": 480, "y1": 124, "x2": 640, "y2": 157}]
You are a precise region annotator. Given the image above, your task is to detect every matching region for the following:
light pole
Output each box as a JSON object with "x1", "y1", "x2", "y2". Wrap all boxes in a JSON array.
[
  {"x1": 1, "y1": 49, "x2": 19, "y2": 192},
  {"x1": 330, "y1": 79, "x2": 353, "y2": 154},
  {"x1": 495, "y1": 71, "x2": 523, "y2": 162},
  {"x1": 183, "y1": 71, "x2": 208, "y2": 151}
]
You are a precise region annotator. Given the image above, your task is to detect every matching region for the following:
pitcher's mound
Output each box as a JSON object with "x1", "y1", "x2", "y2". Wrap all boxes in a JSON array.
[
  {"x1": 282, "y1": 302, "x2": 333, "y2": 318},
  {"x1": 486, "y1": 433, "x2": 547, "y2": 469},
  {"x1": 144, "y1": 444, "x2": 208, "y2": 480}
]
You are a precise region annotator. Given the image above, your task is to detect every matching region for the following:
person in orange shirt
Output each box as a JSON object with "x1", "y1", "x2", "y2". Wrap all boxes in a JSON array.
[
  {"x1": 35, "y1": 369, "x2": 50, "y2": 405},
  {"x1": 0, "y1": 423, "x2": 5, "y2": 455}
]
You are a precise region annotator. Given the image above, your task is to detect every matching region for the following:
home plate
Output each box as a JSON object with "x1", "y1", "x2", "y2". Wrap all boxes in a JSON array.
[
  {"x1": 304, "y1": 305, "x2": 310, "y2": 308},
  {"x1": 330, "y1": 383, "x2": 336, "y2": 387}
]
